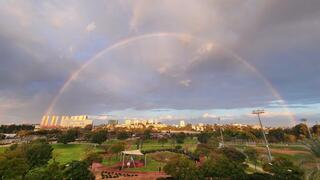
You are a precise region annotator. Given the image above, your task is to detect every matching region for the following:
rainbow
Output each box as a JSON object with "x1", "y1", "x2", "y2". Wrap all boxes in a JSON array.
[{"x1": 44, "y1": 32, "x2": 296, "y2": 126}]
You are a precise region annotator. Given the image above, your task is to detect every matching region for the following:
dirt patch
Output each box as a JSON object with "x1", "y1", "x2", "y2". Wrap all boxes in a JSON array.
[{"x1": 255, "y1": 147, "x2": 310, "y2": 155}]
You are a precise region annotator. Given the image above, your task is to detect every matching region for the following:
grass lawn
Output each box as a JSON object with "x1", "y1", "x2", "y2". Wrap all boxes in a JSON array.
[
  {"x1": 128, "y1": 137, "x2": 198, "y2": 152},
  {"x1": 102, "y1": 155, "x2": 121, "y2": 166},
  {"x1": 0, "y1": 146, "x2": 7, "y2": 153},
  {"x1": 234, "y1": 143, "x2": 316, "y2": 172},
  {"x1": 130, "y1": 158, "x2": 163, "y2": 172},
  {"x1": 52, "y1": 143, "x2": 101, "y2": 164}
]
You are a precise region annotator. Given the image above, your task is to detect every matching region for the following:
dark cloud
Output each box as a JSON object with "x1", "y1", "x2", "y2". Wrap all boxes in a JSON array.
[{"x1": 0, "y1": 0, "x2": 319, "y2": 125}]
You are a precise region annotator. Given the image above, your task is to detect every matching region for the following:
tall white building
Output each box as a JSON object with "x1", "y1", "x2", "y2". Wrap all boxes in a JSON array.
[
  {"x1": 179, "y1": 120, "x2": 186, "y2": 127},
  {"x1": 40, "y1": 115, "x2": 93, "y2": 128}
]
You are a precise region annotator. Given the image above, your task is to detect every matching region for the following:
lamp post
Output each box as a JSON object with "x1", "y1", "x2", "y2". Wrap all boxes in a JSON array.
[
  {"x1": 252, "y1": 109, "x2": 272, "y2": 162},
  {"x1": 301, "y1": 118, "x2": 312, "y2": 139},
  {"x1": 218, "y1": 117, "x2": 224, "y2": 148}
]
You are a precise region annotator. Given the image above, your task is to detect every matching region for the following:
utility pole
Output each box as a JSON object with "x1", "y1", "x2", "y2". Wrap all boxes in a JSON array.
[
  {"x1": 218, "y1": 117, "x2": 224, "y2": 148},
  {"x1": 252, "y1": 109, "x2": 272, "y2": 162},
  {"x1": 301, "y1": 118, "x2": 312, "y2": 139}
]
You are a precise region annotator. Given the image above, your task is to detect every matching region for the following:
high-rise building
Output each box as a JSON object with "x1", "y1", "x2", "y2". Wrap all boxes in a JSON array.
[
  {"x1": 40, "y1": 115, "x2": 93, "y2": 128},
  {"x1": 179, "y1": 120, "x2": 186, "y2": 127}
]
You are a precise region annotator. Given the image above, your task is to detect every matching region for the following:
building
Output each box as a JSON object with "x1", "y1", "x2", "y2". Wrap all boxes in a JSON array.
[
  {"x1": 40, "y1": 115, "x2": 93, "y2": 129},
  {"x1": 108, "y1": 120, "x2": 119, "y2": 125},
  {"x1": 179, "y1": 120, "x2": 186, "y2": 127}
]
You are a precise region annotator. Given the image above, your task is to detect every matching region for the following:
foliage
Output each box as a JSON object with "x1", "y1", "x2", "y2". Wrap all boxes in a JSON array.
[
  {"x1": 0, "y1": 157, "x2": 29, "y2": 179},
  {"x1": 313, "y1": 125, "x2": 320, "y2": 136},
  {"x1": 90, "y1": 130, "x2": 108, "y2": 144},
  {"x1": 268, "y1": 128, "x2": 285, "y2": 142},
  {"x1": 244, "y1": 147, "x2": 258, "y2": 170},
  {"x1": 175, "y1": 132, "x2": 186, "y2": 144},
  {"x1": 0, "y1": 124, "x2": 34, "y2": 133},
  {"x1": 0, "y1": 133, "x2": 5, "y2": 140},
  {"x1": 284, "y1": 134, "x2": 297, "y2": 143},
  {"x1": 0, "y1": 140, "x2": 53, "y2": 179},
  {"x1": 63, "y1": 161, "x2": 95, "y2": 180},
  {"x1": 293, "y1": 123, "x2": 309, "y2": 139},
  {"x1": 263, "y1": 157, "x2": 304, "y2": 180},
  {"x1": 84, "y1": 152, "x2": 103, "y2": 164},
  {"x1": 158, "y1": 138, "x2": 168, "y2": 147},
  {"x1": 57, "y1": 129, "x2": 79, "y2": 144},
  {"x1": 197, "y1": 133, "x2": 212, "y2": 144},
  {"x1": 163, "y1": 156, "x2": 200, "y2": 180},
  {"x1": 246, "y1": 173, "x2": 273, "y2": 180},
  {"x1": 117, "y1": 131, "x2": 130, "y2": 140},
  {"x1": 200, "y1": 155, "x2": 247, "y2": 179},
  {"x1": 143, "y1": 129, "x2": 152, "y2": 140},
  {"x1": 219, "y1": 147, "x2": 246, "y2": 164},
  {"x1": 108, "y1": 142, "x2": 125, "y2": 154},
  {"x1": 25, "y1": 161, "x2": 64, "y2": 180},
  {"x1": 25, "y1": 139, "x2": 53, "y2": 169}
]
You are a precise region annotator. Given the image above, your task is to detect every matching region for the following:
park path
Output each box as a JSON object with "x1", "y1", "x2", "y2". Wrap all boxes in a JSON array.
[{"x1": 246, "y1": 163, "x2": 265, "y2": 173}]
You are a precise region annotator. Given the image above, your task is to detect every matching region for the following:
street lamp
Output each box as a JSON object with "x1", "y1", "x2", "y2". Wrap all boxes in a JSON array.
[
  {"x1": 252, "y1": 109, "x2": 272, "y2": 162},
  {"x1": 301, "y1": 118, "x2": 312, "y2": 139},
  {"x1": 218, "y1": 117, "x2": 224, "y2": 148}
]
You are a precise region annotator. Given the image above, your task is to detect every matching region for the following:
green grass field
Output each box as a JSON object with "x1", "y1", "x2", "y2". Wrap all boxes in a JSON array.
[
  {"x1": 51, "y1": 143, "x2": 102, "y2": 164},
  {"x1": 129, "y1": 137, "x2": 198, "y2": 152},
  {"x1": 0, "y1": 146, "x2": 7, "y2": 153}
]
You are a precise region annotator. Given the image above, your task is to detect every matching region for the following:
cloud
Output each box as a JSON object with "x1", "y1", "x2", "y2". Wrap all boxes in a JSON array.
[
  {"x1": 179, "y1": 79, "x2": 191, "y2": 87},
  {"x1": 202, "y1": 113, "x2": 217, "y2": 119},
  {"x1": 0, "y1": 0, "x2": 319, "y2": 125},
  {"x1": 86, "y1": 22, "x2": 96, "y2": 32}
]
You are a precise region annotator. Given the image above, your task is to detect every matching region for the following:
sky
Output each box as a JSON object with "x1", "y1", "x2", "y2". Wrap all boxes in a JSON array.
[{"x1": 0, "y1": 0, "x2": 320, "y2": 127}]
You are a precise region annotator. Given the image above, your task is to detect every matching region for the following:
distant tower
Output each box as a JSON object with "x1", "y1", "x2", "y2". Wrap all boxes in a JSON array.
[{"x1": 179, "y1": 120, "x2": 186, "y2": 127}]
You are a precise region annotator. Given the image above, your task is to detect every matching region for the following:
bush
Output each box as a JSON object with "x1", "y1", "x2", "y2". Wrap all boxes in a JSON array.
[
  {"x1": 63, "y1": 161, "x2": 95, "y2": 180},
  {"x1": 57, "y1": 129, "x2": 78, "y2": 144},
  {"x1": 117, "y1": 131, "x2": 130, "y2": 140},
  {"x1": 84, "y1": 152, "x2": 103, "y2": 164},
  {"x1": 175, "y1": 133, "x2": 186, "y2": 144},
  {"x1": 90, "y1": 130, "x2": 108, "y2": 144},
  {"x1": 263, "y1": 157, "x2": 303, "y2": 180},
  {"x1": 108, "y1": 142, "x2": 125, "y2": 154},
  {"x1": 164, "y1": 156, "x2": 200, "y2": 180}
]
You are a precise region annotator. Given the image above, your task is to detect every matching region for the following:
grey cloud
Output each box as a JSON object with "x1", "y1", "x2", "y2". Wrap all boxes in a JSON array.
[{"x1": 0, "y1": 0, "x2": 319, "y2": 124}]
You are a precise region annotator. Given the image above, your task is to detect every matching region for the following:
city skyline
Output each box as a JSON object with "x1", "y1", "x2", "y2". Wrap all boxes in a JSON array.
[{"x1": 1, "y1": 1, "x2": 320, "y2": 126}]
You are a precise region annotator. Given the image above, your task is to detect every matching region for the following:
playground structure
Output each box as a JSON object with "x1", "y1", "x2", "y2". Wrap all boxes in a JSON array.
[{"x1": 120, "y1": 150, "x2": 147, "y2": 169}]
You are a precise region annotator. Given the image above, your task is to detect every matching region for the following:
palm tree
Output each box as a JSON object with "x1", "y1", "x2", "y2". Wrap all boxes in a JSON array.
[{"x1": 305, "y1": 138, "x2": 320, "y2": 179}]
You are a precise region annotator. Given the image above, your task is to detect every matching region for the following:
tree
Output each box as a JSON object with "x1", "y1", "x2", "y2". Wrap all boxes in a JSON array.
[
  {"x1": 219, "y1": 147, "x2": 246, "y2": 164},
  {"x1": 268, "y1": 128, "x2": 285, "y2": 143},
  {"x1": 175, "y1": 132, "x2": 186, "y2": 144},
  {"x1": 143, "y1": 129, "x2": 152, "y2": 140},
  {"x1": 163, "y1": 156, "x2": 199, "y2": 180},
  {"x1": 313, "y1": 125, "x2": 320, "y2": 137},
  {"x1": 158, "y1": 138, "x2": 168, "y2": 147},
  {"x1": 0, "y1": 157, "x2": 29, "y2": 179},
  {"x1": 25, "y1": 161, "x2": 63, "y2": 180},
  {"x1": 200, "y1": 155, "x2": 247, "y2": 179},
  {"x1": 57, "y1": 129, "x2": 78, "y2": 144},
  {"x1": 63, "y1": 161, "x2": 95, "y2": 180},
  {"x1": 108, "y1": 142, "x2": 125, "y2": 154},
  {"x1": 117, "y1": 131, "x2": 130, "y2": 140},
  {"x1": 246, "y1": 173, "x2": 273, "y2": 180},
  {"x1": 84, "y1": 152, "x2": 103, "y2": 165},
  {"x1": 293, "y1": 123, "x2": 309, "y2": 139},
  {"x1": 284, "y1": 134, "x2": 297, "y2": 143},
  {"x1": 0, "y1": 133, "x2": 5, "y2": 140},
  {"x1": 197, "y1": 133, "x2": 211, "y2": 144},
  {"x1": 244, "y1": 147, "x2": 259, "y2": 171},
  {"x1": 25, "y1": 140, "x2": 53, "y2": 169},
  {"x1": 90, "y1": 130, "x2": 108, "y2": 144},
  {"x1": 263, "y1": 157, "x2": 303, "y2": 180},
  {"x1": 305, "y1": 138, "x2": 320, "y2": 170}
]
